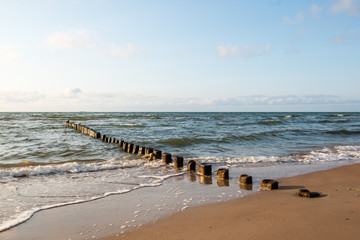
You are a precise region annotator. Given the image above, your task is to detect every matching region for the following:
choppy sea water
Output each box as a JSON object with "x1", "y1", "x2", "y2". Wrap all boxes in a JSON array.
[{"x1": 0, "y1": 112, "x2": 360, "y2": 233}]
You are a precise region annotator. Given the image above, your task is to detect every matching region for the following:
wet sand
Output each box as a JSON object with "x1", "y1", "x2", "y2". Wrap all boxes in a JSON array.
[
  {"x1": 101, "y1": 163, "x2": 360, "y2": 240},
  {"x1": 1, "y1": 163, "x2": 358, "y2": 240}
]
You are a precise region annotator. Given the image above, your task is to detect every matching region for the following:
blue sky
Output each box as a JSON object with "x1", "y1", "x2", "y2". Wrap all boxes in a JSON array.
[{"x1": 0, "y1": 0, "x2": 359, "y2": 111}]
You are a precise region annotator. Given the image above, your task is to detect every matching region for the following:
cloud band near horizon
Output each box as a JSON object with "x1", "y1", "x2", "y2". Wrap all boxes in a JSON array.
[{"x1": 0, "y1": 89, "x2": 358, "y2": 112}]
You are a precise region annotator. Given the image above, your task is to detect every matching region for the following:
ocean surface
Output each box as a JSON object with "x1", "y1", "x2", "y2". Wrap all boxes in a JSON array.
[{"x1": 1, "y1": 112, "x2": 360, "y2": 232}]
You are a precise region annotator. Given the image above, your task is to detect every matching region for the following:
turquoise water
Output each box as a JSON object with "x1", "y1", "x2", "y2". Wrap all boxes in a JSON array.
[{"x1": 1, "y1": 112, "x2": 360, "y2": 232}]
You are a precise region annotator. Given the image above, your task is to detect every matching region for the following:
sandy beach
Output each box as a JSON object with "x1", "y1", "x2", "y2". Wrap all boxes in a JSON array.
[
  {"x1": 101, "y1": 163, "x2": 360, "y2": 240},
  {"x1": 1, "y1": 162, "x2": 359, "y2": 240}
]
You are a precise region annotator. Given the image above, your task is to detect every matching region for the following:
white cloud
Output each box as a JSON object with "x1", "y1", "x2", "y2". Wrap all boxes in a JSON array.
[
  {"x1": 217, "y1": 45, "x2": 241, "y2": 58},
  {"x1": 45, "y1": 30, "x2": 146, "y2": 58},
  {"x1": 0, "y1": 45, "x2": 20, "y2": 64},
  {"x1": 181, "y1": 95, "x2": 353, "y2": 107},
  {"x1": 282, "y1": 11, "x2": 304, "y2": 24},
  {"x1": 0, "y1": 91, "x2": 358, "y2": 112},
  {"x1": 46, "y1": 30, "x2": 95, "y2": 49},
  {"x1": 331, "y1": 0, "x2": 360, "y2": 16},
  {"x1": 217, "y1": 44, "x2": 272, "y2": 59},
  {"x1": 57, "y1": 93, "x2": 350, "y2": 107},
  {"x1": 109, "y1": 43, "x2": 145, "y2": 57},
  {"x1": 311, "y1": 4, "x2": 324, "y2": 16},
  {"x1": 63, "y1": 88, "x2": 82, "y2": 98}
]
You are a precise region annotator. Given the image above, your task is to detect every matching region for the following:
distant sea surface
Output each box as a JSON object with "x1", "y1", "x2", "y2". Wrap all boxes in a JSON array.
[{"x1": 1, "y1": 112, "x2": 360, "y2": 232}]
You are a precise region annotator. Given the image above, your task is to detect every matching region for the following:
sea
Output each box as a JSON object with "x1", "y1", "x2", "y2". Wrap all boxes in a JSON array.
[{"x1": 1, "y1": 112, "x2": 360, "y2": 233}]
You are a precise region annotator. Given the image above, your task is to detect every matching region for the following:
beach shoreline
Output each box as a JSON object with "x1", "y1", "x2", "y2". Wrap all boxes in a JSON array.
[
  {"x1": 101, "y1": 163, "x2": 360, "y2": 240},
  {"x1": 2, "y1": 112, "x2": 360, "y2": 240},
  {"x1": 1, "y1": 162, "x2": 359, "y2": 240}
]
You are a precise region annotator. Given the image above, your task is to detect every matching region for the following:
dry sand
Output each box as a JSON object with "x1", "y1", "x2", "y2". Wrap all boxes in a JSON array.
[{"x1": 101, "y1": 163, "x2": 360, "y2": 240}]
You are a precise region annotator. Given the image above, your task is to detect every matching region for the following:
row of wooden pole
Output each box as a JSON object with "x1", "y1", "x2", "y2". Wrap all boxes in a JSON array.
[{"x1": 65, "y1": 120, "x2": 278, "y2": 190}]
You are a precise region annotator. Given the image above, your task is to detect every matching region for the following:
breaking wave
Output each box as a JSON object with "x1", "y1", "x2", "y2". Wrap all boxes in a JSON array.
[{"x1": 0, "y1": 159, "x2": 143, "y2": 178}]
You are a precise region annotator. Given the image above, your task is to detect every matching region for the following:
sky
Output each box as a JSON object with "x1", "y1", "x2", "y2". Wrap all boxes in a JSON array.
[{"x1": 0, "y1": 0, "x2": 359, "y2": 112}]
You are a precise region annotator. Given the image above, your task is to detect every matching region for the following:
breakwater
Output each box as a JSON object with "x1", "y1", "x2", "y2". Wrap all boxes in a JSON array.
[
  {"x1": 65, "y1": 121, "x2": 185, "y2": 169},
  {"x1": 64, "y1": 121, "x2": 237, "y2": 183}
]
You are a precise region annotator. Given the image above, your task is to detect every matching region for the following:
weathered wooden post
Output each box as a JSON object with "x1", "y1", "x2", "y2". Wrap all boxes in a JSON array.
[
  {"x1": 173, "y1": 156, "x2": 183, "y2": 169},
  {"x1": 239, "y1": 174, "x2": 252, "y2": 185},
  {"x1": 127, "y1": 143, "x2": 134, "y2": 153},
  {"x1": 216, "y1": 168, "x2": 229, "y2": 180},
  {"x1": 145, "y1": 148, "x2": 153, "y2": 155},
  {"x1": 187, "y1": 160, "x2": 196, "y2": 171},
  {"x1": 123, "y1": 142, "x2": 128, "y2": 151},
  {"x1": 153, "y1": 150, "x2": 162, "y2": 160},
  {"x1": 95, "y1": 131, "x2": 101, "y2": 139},
  {"x1": 133, "y1": 145, "x2": 139, "y2": 154},
  {"x1": 162, "y1": 153, "x2": 172, "y2": 164},
  {"x1": 198, "y1": 163, "x2": 212, "y2": 176},
  {"x1": 296, "y1": 189, "x2": 320, "y2": 198},
  {"x1": 138, "y1": 146, "x2": 146, "y2": 155},
  {"x1": 260, "y1": 179, "x2": 278, "y2": 190},
  {"x1": 101, "y1": 135, "x2": 106, "y2": 141}
]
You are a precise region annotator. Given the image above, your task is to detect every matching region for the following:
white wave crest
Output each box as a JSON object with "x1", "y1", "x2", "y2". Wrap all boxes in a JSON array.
[
  {"x1": 189, "y1": 145, "x2": 360, "y2": 165},
  {"x1": 0, "y1": 159, "x2": 143, "y2": 178}
]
